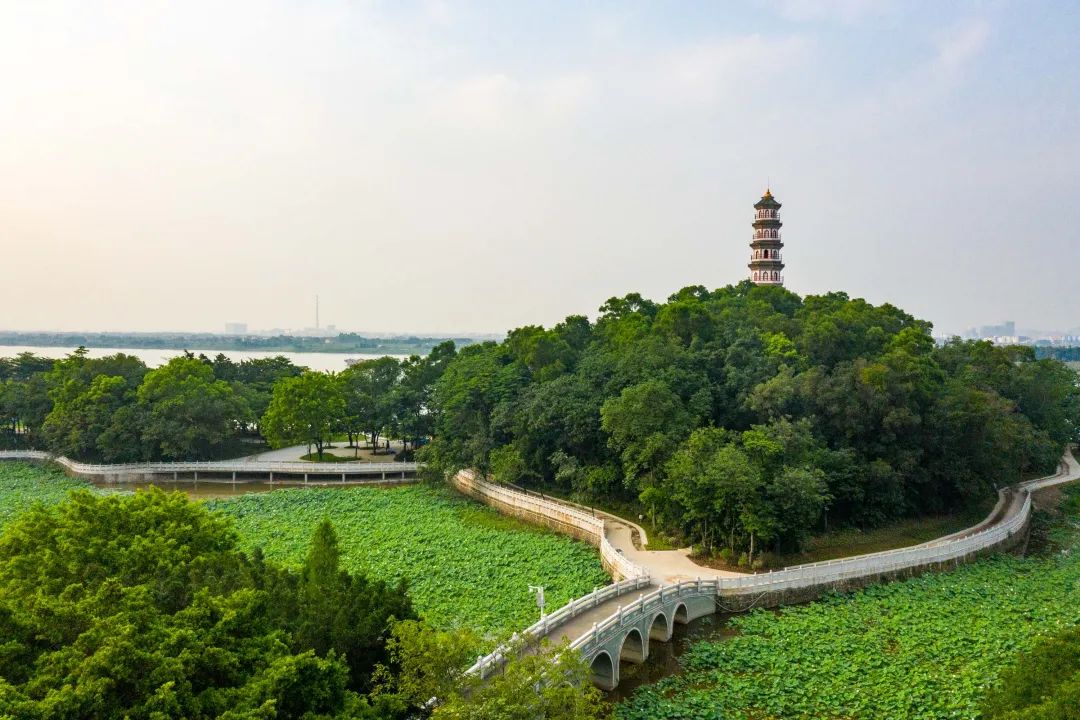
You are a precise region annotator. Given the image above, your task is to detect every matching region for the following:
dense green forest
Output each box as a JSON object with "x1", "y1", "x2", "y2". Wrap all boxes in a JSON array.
[
  {"x1": 0, "y1": 343, "x2": 456, "y2": 462},
  {"x1": 0, "y1": 476, "x2": 602, "y2": 719},
  {"x1": 3, "y1": 283, "x2": 1078, "y2": 560},
  {"x1": 423, "y1": 283, "x2": 1080, "y2": 560},
  {"x1": 0, "y1": 488, "x2": 415, "y2": 718}
]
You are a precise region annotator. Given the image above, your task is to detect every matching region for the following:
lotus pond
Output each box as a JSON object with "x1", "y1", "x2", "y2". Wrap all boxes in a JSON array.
[
  {"x1": 0, "y1": 462, "x2": 609, "y2": 640},
  {"x1": 615, "y1": 486, "x2": 1080, "y2": 720}
]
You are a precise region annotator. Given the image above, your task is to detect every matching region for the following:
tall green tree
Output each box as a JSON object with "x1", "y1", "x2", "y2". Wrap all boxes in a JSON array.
[
  {"x1": 0, "y1": 490, "x2": 367, "y2": 719},
  {"x1": 137, "y1": 356, "x2": 248, "y2": 460},
  {"x1": 340, "y1": 356, "x2": 402, "y2": 453},
  {"x1": 982, "y1": 626, "x2": 1080, "y2": 720},
  {"x1": 262, "y1": 371, "x2": 345, "y2": 459},
  {"x1": 295, "y1": 520, "x2": 416, "y2": 690}
]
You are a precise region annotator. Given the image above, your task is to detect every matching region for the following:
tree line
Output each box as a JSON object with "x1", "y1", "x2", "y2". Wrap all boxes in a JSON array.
[
  {"x1": 3, "y1": 283, "x2": 1078, "y2": 563},
  {"x1": 0, "y1": 343, "x2": 457, "y2": 463},
  {"x1": 0, "y1": 487, "x2": 602, "y2": 719},
  {"x1": 423, "y1": 283, "x2": 1080, "y2": 564},
  {"x1": 1036, "y1": 345, "x2": 1080, "y2": 363}
]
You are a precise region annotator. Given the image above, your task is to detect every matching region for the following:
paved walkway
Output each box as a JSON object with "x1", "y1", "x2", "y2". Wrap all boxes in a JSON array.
[
  {"x1": 603, "y1": 518, "x2": 746, "y2": 584},
  {"x1": 242, "y1": 440, "x2": 404, "y2": 463},
  {"x1": 599, "y1": 448, "x2": 1080, "y2": 582},
  {"x1": 545, "y1": 582, "x2": 661, "y2": 644}
]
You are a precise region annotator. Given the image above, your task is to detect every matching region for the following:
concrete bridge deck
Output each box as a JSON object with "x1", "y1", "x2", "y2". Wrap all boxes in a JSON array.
[{"x1": 544, "y1": 582, "x2": 660, "y2": 645}]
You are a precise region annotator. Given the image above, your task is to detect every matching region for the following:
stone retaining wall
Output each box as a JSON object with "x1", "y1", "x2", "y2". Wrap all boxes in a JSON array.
[{"x1": 450, "y1": 470, "x2": 648, "y2": 580}]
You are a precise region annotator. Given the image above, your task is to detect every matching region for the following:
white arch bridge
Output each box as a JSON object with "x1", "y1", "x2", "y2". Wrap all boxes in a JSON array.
[
  {"x1": 5, "y1": 449, "x2": 1077, "y2": 690},
  {"x1": 462, "y1": 450, "x2": 1079, "y2": 690}
]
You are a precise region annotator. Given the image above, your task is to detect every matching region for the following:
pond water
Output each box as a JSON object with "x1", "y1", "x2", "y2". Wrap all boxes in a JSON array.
[{"x1": 0, "y1": 345, "x2": 407, "y2": 372}]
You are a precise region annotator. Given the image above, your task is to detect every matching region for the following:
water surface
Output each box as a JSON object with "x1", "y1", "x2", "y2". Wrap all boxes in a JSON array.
[{"x1": 0, "y1": 345, "x2": 406, "y2": 372}]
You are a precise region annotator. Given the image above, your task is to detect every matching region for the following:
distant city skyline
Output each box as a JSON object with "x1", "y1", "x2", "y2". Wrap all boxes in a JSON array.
[{"x1": 1, "y1": 1, "x2": 1077, "y2": 338}]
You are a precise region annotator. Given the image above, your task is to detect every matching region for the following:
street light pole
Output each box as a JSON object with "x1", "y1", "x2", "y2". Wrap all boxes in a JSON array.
[{"x1": 528, "y1": 585, "x2": 546, "y2": 620}]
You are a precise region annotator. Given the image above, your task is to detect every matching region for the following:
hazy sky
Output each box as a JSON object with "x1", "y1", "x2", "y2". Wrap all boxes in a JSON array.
[{"x1": 1, "y1": 1, "x2": 1077, "y2": 336}]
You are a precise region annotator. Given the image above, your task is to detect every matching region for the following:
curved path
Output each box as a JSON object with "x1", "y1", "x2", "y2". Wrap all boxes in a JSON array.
[
  {"x1": 603, "y1": 518, "x2": 744, "y2": 584},
  {"x1": 7, "y1": 445, "x2": 1079, "y2": 691},
  {"x1": 0, "y1": 450, "x2": 418, "y2": 483},
  {"x1": 469, "y1": 447, "x2": 1080, "y2": 689}
]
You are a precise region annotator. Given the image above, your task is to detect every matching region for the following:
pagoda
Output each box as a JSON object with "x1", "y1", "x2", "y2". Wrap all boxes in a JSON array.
[{"x1": 748, "y1": 189, "x2": 784, "y2": 286}]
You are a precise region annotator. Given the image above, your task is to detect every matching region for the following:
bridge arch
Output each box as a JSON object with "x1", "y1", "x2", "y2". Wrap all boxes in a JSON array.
[
  {"x1": 618, "y1": 627, "x2": 647, "y2": 664},
  {"x1": 649, "y1": 611, "x2": 672, "y2": 642},
  {"x1": 590, "y1": 650, "x2": 616, "y2": 691},
  {"x1": 673, "y1": 602, "x2": 689, "y2": 625}
]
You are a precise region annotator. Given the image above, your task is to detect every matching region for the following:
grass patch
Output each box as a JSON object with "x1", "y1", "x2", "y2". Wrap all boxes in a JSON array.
[
  {"x1": 779, "y1": 501, "x2": 994, "y2": 565},
  {"x1": 299, "y1": 452, "x2": 362, "y2": 463}
]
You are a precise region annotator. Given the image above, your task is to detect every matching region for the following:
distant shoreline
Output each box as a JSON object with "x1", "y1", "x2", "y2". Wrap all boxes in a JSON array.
[{"x1": 0, "y1": 332, "x2": 476, "y2": 357}]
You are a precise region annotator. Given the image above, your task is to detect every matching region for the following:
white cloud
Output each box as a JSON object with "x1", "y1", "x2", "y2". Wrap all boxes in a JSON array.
[
  {"x1": 425, "y1": 73, "x2": 521, "y2": 130},
  {"x1": 767, "y1": 0, "x2": 895, "y2": 23},
  {"x1": 538, "y1": 74, "x2": 593, "y2": 122},
  {"x1": 934, "y1": 19, "x2": 991, "y2": 75},
  {"x1": 650, "y1": 34, "x2": 812, "y2": 105}
]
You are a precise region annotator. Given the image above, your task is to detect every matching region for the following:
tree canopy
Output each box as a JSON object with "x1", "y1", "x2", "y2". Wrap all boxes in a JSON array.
[
  {"x1": 262, "y1": 371, "x2": 346, "y2": 459},
  {"x1": 0, "y1": 489, "x2": 416, "y2": 719},
  {"x1": 424, "y1": 282, "x2": 1080, "y2": 559}
]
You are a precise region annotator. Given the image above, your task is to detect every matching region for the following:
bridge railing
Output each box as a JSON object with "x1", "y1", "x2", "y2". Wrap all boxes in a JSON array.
[
  {"x1": 451, "y1": 470, "x2": 649, "y2": 582},
  {"x1": 568, "y1": 577, "x2": 720, "y2": 653},
  {"x1": 466, "y1": 575, "x2": 653, "y2": 678},
  {"x1": 774, "y1": 488, "x2": 1016, "y2": 573},
  {"x1": 0, "y1": 450, "x2": 418, "y2": 476},
  {"x1": 566, "y1": 491, "x2": 1035, "y2": 661},
  {"x1": 714, "y1": 491, "x2": 1031, "y2": 595}
]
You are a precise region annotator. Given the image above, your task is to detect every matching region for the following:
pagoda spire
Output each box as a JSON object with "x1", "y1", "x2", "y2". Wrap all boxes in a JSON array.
[{"x1": 748, "y1": 189, "x2": 784, "y2": 286}]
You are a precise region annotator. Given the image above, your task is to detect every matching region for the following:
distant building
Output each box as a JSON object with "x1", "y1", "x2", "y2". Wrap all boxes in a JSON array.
[
  {"x1": 749, "y1": 189, "x2": 784, "y2": 286},
  {"x1": 225, "y1": 322, "x2": 248, "y2": 335},
  {"x1": 978, "y1": 321, "x2": 1015, "y2": 338}
]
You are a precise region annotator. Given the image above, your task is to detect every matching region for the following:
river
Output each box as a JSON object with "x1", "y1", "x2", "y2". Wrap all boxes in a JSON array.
[{"x1": 0, "y1": 345, "x2": 406, "y2": 372}]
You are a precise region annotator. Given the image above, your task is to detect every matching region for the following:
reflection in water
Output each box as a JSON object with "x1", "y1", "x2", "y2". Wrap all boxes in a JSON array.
[{"x1": 605, "y1": 613, "x2": 741, "y2": 704}]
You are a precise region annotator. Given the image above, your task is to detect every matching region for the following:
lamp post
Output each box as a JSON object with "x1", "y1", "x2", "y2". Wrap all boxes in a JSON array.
[{"x1": 528, "y1": 585, "x2": 546, "y2": 620}]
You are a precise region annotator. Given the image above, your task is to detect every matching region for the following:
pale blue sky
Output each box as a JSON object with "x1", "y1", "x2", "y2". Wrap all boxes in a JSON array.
[{"x1": 1, "y1": 1, "x2": 1077, "y2": 335}]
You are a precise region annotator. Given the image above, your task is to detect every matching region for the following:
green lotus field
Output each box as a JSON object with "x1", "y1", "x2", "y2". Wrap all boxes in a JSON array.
[
  {"x1": 0, "y1": 462, "x2": 608, "y2": 640},
  {"x1": 207, "y1": 485, "x2": 609, "y2": 638},
  {"x1": 615, "y1": 486, "x2": 1080, "y2": 720}
]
